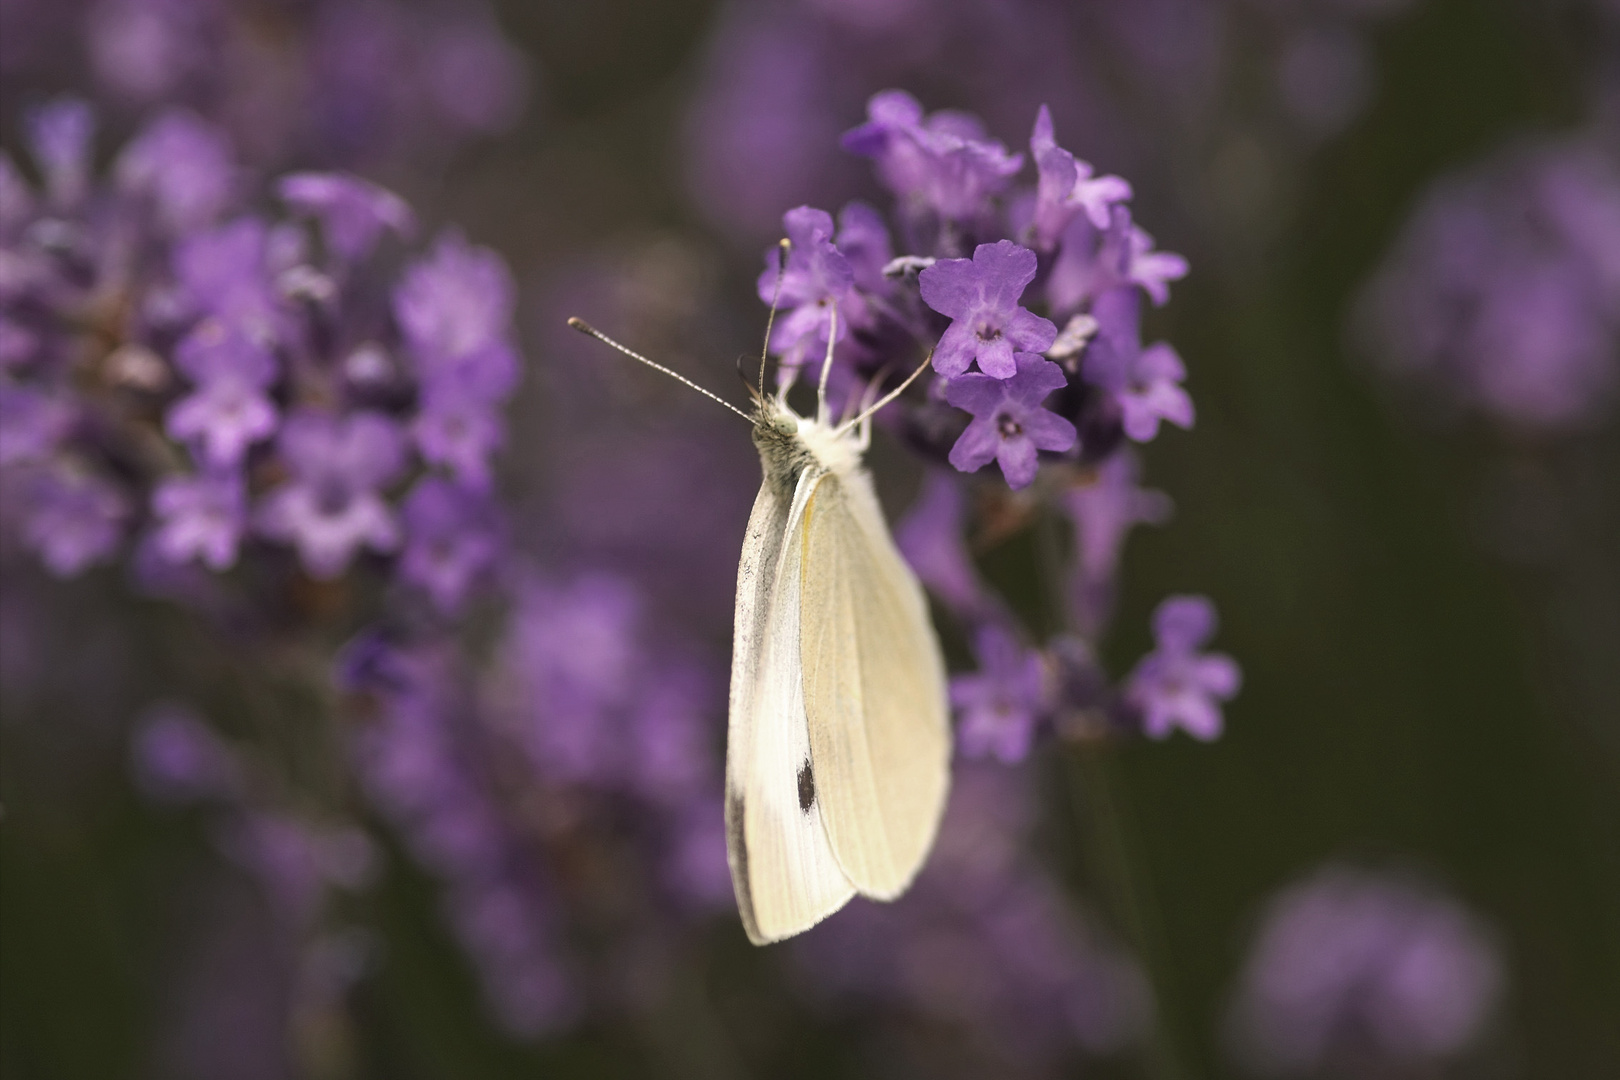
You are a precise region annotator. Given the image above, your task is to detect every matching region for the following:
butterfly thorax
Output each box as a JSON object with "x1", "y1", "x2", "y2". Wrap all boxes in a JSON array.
[{"x1": 751, "y1": 401, "x2": 864, "y2": 499}]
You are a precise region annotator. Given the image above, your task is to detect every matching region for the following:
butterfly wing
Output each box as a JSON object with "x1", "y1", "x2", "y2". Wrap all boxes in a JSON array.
[
  {"x1": 798, "y1": 469, "x2": 951, "y2": 900},
  {"x1": 726, "y1": 470, "x2": 856, "y2": 944}
]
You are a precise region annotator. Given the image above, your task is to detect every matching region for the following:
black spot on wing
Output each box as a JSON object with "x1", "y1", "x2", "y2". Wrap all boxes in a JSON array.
[{"x1": 797, "y1": 760, "x2": 815, "y2": 812}]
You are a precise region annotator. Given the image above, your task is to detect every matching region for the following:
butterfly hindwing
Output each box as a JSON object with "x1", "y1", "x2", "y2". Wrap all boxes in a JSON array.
[{"x1": 798, "y1": 469, "x2": 951, "y2": 899}]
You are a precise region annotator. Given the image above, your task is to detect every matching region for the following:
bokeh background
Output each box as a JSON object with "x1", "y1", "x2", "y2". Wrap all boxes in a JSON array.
[{"x1": 2, "y1": 0, "x2": 1617, "y2": 1078}]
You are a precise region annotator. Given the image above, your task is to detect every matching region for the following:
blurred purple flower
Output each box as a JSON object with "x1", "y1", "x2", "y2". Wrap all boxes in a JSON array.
[
  {"x1": 500, "y1": 573, "x2": 642, "y2": 783},
  {"x1": 26, "y1": 97, "x2": 94, "y2": 207},
  {"x1": 279, "y1": 172, "x2": 414, "y2": 263},
  {"x1": 952, "y1": 625, "x2": 1049, "y2": 762},
  {"x1": 1359, "y1": 137, "x2": 1620, "y2": 431},
  {"x1": 920, "y1": 239, "x2": 1057, "y2": 378},
  {"x1": 1062, "y1": 450, "x2": 1172, "y2": 634},
  {"x1": 0, "y1": 386, "x2": 73, "y2": 464},
  {"x1": 1084, "y1": 287, "x2": 1194, "y2": 442},
  {"x1": 115, "y1": 109, "x2": 235, "y2": 233},
  {"x1": 173, "y1": 217, "x2": 285, "y2": 343},
  {"x1": 1126, "y1": 595, "x2": 1241, "y2": 740},
  {"x1": 835, "y1": 201, "x2": 895, "y2": 293},
  {"x1": 165, "y1": 323, "x2": 279, "y2": 468},
  {"x1": 895, "y1": 470, "x2": 990, "y2": 618},
  {"x1": 398, "y1": 476, "x2": 501, "y2": 614},
  {"x1": 1226, "y1": 866, "x2": 1505, "y2": 1075},
  {"x1": 944, "y1": 352, "x2": 1075, "y2": 489},
  {"x1": 255, "y1": 409, "x2": 406, "y2": 579},
  {"x1": 843, "y1": 89, "x2": 1024, "y2": 224},
  {"x1": 131, "y1": 704, "x2": 244, "y2": 804},
  {"x1": 20, "y1": 464, "x2": 129, "y2": 577},
  {"x1": 150, "y1": 470, "x2": 248, "y2": 571},
  {"x1": 395, "y1": 229, "x2": 517, "y2": 378},
  {"x1": 412, "y1": 385, "x2": 507, "y2": 490}
]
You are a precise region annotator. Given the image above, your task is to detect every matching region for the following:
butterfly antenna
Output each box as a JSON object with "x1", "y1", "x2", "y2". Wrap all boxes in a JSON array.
[
  {"x1": 816, "y1": 300, "x2": 838, "y2": 425},
  {"x1": 567, "y1": 318, "x2": 752, "y2": 422},
  {"x1": 836, "y1": 348, "x2": 935, "y2": 437},
  {"x1": 758, "y1": 238, "x2": 790, "y2": 394}
]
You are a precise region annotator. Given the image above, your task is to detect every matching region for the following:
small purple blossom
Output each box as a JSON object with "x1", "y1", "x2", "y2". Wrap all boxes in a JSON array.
[
  {"x1": 394, "y1": 230, "x2": 517, "y2": 371},
  {"x1": 398, "y1": 477, "x2": 501, "y2": 614},
  {"x1": 842, "y1": 90, "x2": 1024, "y2": 224},
  {"x1": 920, "y1": 240, "x2": 1057, "y2": 378},
  {"x1": 172, "y1": 217, "x2": 284, "y2": 343},
  {"x1": 165, "y1": 322, "x2": 280, "y2": 468},
  {"x1": 255, "y1": 409, "x2": 406, "y2": 579},
  {"x1": 279, "y1": 172, "x2": 415, "y2": 262},
  {"x1": 0, "y1": 386, "x2": 73, "y2": 464},
  {"x1": 835, "y1": 201, "x2": 894, "y2": 294},
  {"x1": 26, "y1": 98, "x2": 94, "y2": 207},
  {"x1": 1083, "y1": 287, "x2": 1194, "y2": 442},
  {"x1": 895, "y1": 470, "x2": 990, "y2": 618},
  {"x1": 757, "y1": 205, "x2": 856, "y2": 367},
  {"x1": 1225, "y1": 866, "x2": 1505, "y2": 1074},
  {"x1": 952, "y1": 625, "x2": 1049, "y2": 762},
  {"x1": 1126, "y1": 595, "x2": 1241, "y2": 740},
  {"x1": 150, "y1": 470, "x2": 248, "y2": 571},
  {"x1": 944, "y1": 352, "x2": 1076, "y2": 490},
  {"x1": 20, "y1": 464, "x2": 129, "y2": 577},
  {"x1": 114, "y1": 110, "x2": 235, "y2": 233},
  {"x1": 131, "y1": 704, "x2": 244, "y2": 805},
  {"x1": 1029, "y1": 105, "x2": 1132, "y2": 250},
  {"x1": 1062, "y1": 451, "x2": 1173, "y2": 634},
  {"x1": 413, "y1": 385, "x2": 506, "y2": 490}
]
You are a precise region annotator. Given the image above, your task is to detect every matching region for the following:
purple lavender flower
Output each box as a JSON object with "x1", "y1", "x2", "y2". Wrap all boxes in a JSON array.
[
  {"x1": 1062, "y1": 451, "x2": 1172, "y2": 634},
  {"x1": 114, "y1": 110, "x2": 235, "y2": 233},
  {"x1": 150, "y1": 470, "x2": 248, "y2": 571},
  {"x1": 394, "y1": 229, "x2": 517, "y2": 375},
  {"x1": 164, "y1": 323, "x2": 279, "y2": 468},
  {"x1": 19, "y1": 463, "x2": 129, "y2": 577},
  {"x1": 1358, "y1": 137, "x2": 1620, "y2": 431},
  {"x1": 0, "y1": 386, "x2": 73, "y2": 464},
  {"x1": 1126, "y1": 595, "x2": 1241, "y2": 740},
  {"x1": 398, "y1": 477, "x2": 501, "y2": 614},
  {"x1": 1083, "y1": 287, "x2": 1194, "y2": 442},
  {"x1": 172, "y1": 217, "x2": 285, "y2": 343},
  {"x1": 843, "y1": 90, "x2": 1024, "y2": 224},
  {"x1": 26, "y1": 97, "x2": 94, "y2": 207},
  {"x1": 756, "y1": 205, "x2": 856, "y2": 369},
  {"x1": 895, "y1": 470, "x2": 990, "y2": 618},
  {"x1": 943, "y1": 352, "x2": 1076, "y2": 489},
  {"x1": 499, "y1": 573, "x2": 641, "y2": 784},
  {"x1": 1047, "y1": 207, "x2": 1189, "y2": 317},
  {"x1": 255, "y1": 409, "x2": 406, "y2": 579},
  {"x1": 1029, "y1": 104, "x2": 1132, "y2": 250},
  {"x1": 279, "y1": 172, "x2": 415, "y2": 263},
  {"x1": 952, "y1": 625, "x2": 1049, "y2": 762},
  {"x1": 1225, "y1": 866, "x2": 1505, "y2": 1075},
  {"x1": 920, "y1": 240, "x2": 1057, "y2": 378},
  {"x1": 835, "y1": 201, "x2": 895, "y2": 294},
  {"x1": 130, "y1": 703, "x2": 245, "y2": 805},
  {"x1": 412, "y1": 383, "x2": 507, "y2": 490}
]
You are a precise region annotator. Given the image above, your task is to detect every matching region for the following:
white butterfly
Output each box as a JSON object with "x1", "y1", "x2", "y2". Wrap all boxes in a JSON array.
[{"x1": 568, "y1": 298, "x2": 950, "y2": 945}]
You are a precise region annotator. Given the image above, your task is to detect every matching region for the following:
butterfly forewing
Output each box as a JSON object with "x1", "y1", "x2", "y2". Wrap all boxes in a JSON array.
[
  {"x1": 726, "y1": 469, "x2": 856, "y2": 943},
  {"x1": 798, "y1": 471, "x2": 951, "y2": 899}
]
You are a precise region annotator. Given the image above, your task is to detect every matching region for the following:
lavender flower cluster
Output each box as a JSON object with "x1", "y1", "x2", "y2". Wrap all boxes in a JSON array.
[
  {"x1": 758, "y1": 91, "x2": 1240, "y2": 761},
  {"x1": 1359, "y1": 134, "x2": 1620, "y2": 433},
  {"x1": 1, "y1": 99, "x2": 511, "y2": 612},
  {"x1": 1224, "y1": 865, "x2": 1505, "y2": 1077},
  {"x1": 1, "y1": 0, "x2": 528, "y2": 171}
]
